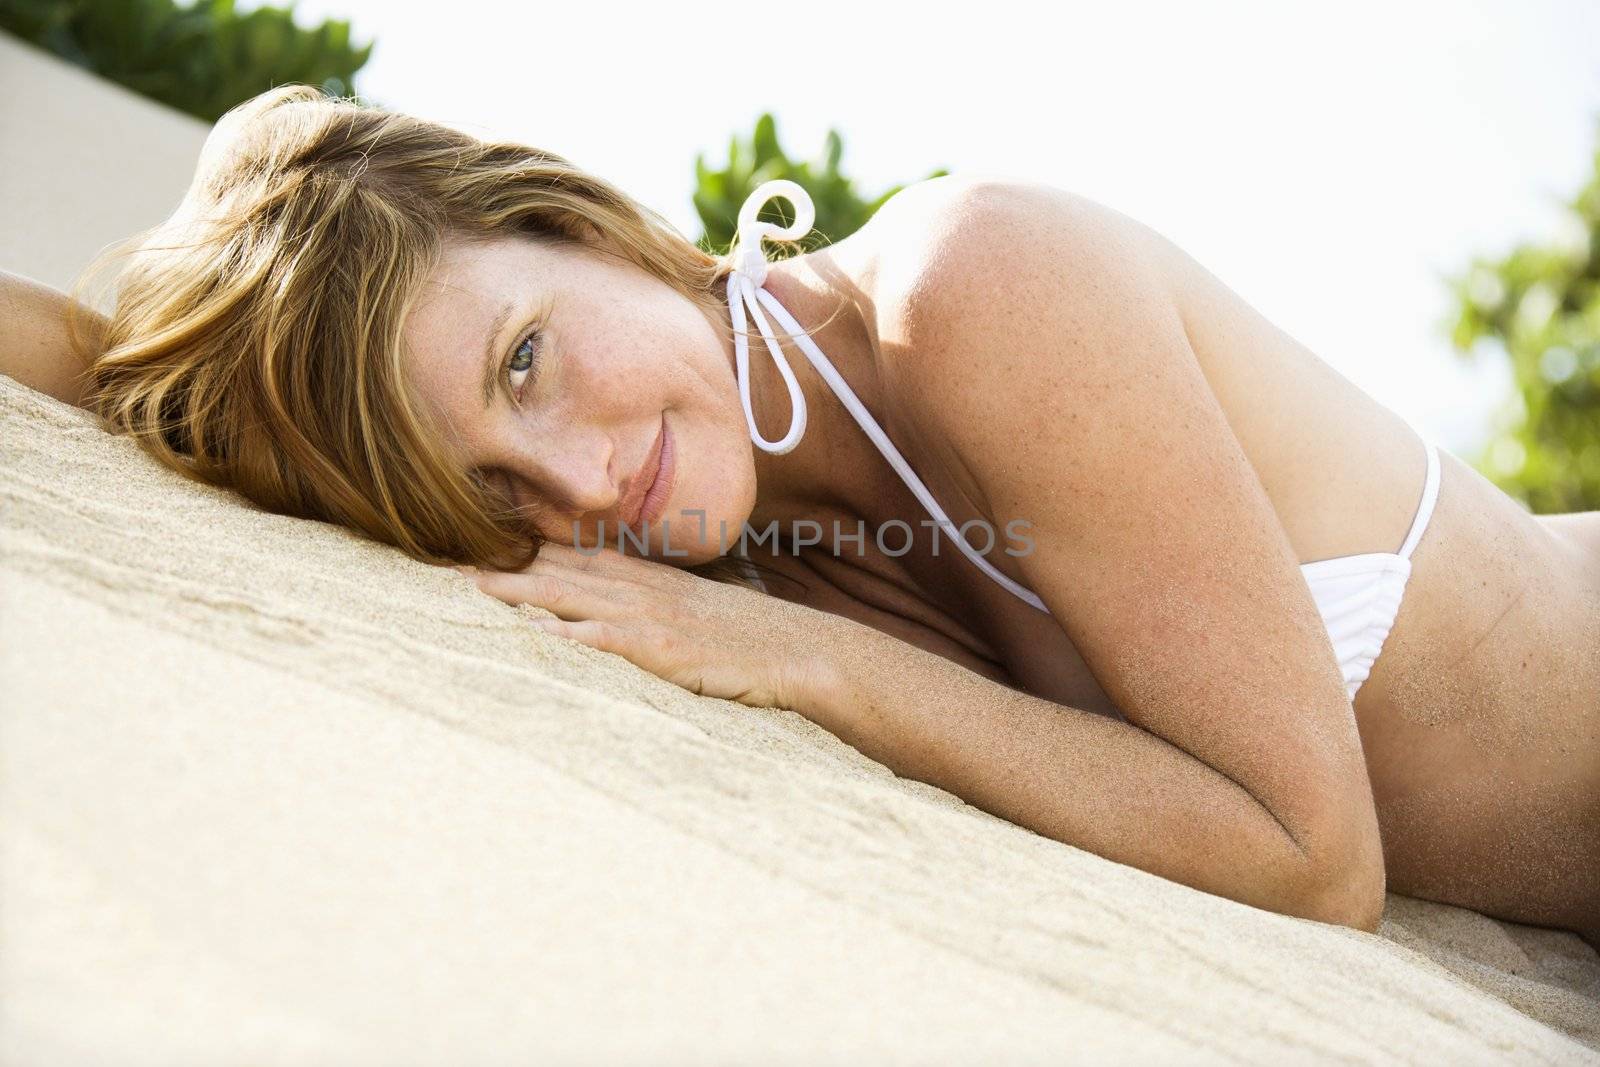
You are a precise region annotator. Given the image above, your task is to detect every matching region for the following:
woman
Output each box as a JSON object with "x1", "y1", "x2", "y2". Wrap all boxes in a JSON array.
[{"x1": 12, "y1": 86, "x2": 1597, "y2": 943}]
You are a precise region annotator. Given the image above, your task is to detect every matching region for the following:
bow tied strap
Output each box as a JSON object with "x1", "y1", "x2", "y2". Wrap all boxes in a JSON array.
[{"x1": 723, "y1": 179, "x2": 1049, "y2": 613}]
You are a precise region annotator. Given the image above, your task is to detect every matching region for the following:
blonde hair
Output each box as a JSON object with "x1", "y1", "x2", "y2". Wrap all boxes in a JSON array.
[{"x1": 80, "y1": 85, "x2": 831, "y2": 579}]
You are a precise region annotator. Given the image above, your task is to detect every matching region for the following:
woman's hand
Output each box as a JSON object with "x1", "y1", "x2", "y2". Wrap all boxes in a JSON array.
[{"x1": 458, "y1": 542, "x2": 842, "y2": 712}]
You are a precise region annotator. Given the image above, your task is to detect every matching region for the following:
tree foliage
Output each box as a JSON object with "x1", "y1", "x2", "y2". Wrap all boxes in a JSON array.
[
  {"x1": 1448, "y1": 126, "x2": 1600, "y2": 513},
  {"x1": 0, "y1": 0, "x2": 372, "y2": 121},
  {"x1": 693, "y1": 112, "x2": 947, "y2": 256}
]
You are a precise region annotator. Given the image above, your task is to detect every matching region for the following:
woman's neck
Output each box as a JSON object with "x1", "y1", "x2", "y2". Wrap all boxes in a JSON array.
[{"x1": 730, "y1": 241, "x2": 893, "y2": 549}]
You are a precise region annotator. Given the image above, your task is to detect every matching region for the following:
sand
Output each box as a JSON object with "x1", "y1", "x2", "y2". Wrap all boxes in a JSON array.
[{"x1": 1, "y1": 372, "x2": 1596, "y2": 1065}]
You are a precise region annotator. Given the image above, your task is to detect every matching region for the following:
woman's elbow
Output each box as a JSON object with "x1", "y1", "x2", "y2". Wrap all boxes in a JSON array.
[{"x1": 1291, "y1": 848, "x2": 1387, "y2": 933}]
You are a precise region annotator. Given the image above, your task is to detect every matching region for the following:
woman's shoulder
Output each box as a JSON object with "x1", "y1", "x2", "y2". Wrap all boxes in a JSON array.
[
  {"x1": 846, "y1": 175, "x2": 1192, "y2": 441},
  {"x1": 0, "y1": 270, "x2": 102, "y2": 409},
  {"x1": 854, "y1": 175, "x2": 1186, "y2": 365}
]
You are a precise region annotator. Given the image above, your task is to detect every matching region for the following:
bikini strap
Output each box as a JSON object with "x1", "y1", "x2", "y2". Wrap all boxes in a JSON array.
[
  {"x1": 1397, "y1": 436, "x2": 1441, "y2": 561},
  {"x1": 726, "y1": 179, "x2": 815, "y2": 455},
  {"x1": 727, "y1": 180, "x2": 1051, "y2": 614}
]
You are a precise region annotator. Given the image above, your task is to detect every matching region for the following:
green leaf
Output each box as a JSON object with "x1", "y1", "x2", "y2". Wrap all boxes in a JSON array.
[
  {"x1": 0, "y1": 0, "x2": 375, "y2": 121},
  {"x1": 692, "y1": 113, "x2": 946, "y2": 261},
  {"x1": 1444, "y1": 117, "x2": 1600, "y2": 510}
]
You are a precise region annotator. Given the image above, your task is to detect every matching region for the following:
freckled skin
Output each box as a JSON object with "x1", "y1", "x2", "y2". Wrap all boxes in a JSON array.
[
  {"x1": 1161, "y1": 223, "x2": 1600, "y2": 946},
  {"x1": 406, "y1": 184, "x2": 1600, "y2": 944},
  {"x1": 770, "y1": 180, "x2": 1600, "y2": 943},
  {"x1": 1351, "y1": 466, "x2": 1600, "y2": 943},
  {"x1": 400, "y1": 232, "x2": 759, "y2": 563}
]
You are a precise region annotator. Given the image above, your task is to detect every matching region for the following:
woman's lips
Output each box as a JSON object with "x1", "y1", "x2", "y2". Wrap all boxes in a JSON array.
[
  {"x1": 619, "y1": 420, "x2": 664, "y2": 529},
  {"x1": 637, "y1": 419, "x2": 676, "y2": 528}
]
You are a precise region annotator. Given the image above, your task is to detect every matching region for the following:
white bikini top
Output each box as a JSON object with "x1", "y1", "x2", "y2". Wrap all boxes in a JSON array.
[{"x1": 726, "y1": 180, "x2": 1442, "y2": 701}]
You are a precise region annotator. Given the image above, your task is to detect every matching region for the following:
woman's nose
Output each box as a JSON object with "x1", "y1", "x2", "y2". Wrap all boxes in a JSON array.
[
  {"x1": 554, "y1": 463, "x2": 619, "y2": 516},
  {"x1": 507, "y1": 431, "x2": 618, "y2": 519}
]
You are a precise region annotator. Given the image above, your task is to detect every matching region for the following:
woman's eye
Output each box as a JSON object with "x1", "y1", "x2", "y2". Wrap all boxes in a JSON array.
[{"x1": 505, "y1": 330, "x2": 543, "y2": 400}]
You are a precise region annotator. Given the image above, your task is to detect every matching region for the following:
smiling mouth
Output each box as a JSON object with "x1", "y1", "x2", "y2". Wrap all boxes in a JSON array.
[{"x1": 637, "y1": 418, "x2": 676, "y2": 528}]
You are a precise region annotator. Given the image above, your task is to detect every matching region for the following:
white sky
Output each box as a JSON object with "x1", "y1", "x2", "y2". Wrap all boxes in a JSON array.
[{"x1": 261, "y1": 0, "x2": 1600, "y2": 453}]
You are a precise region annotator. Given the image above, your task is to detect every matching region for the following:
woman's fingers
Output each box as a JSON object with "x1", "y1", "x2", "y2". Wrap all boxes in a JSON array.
[
  {"x1": 521, "y1": 540, "x2": 597, "y2": 572},
  {"x1": 449, "y1": 544, "x2": 825, "y2": 709},
  {"x1": 525, "y1": 616, "x2": 624, "y2": 654},
  {"x1": 470, "y1": 567, "x2": 613, "y2": 621}
]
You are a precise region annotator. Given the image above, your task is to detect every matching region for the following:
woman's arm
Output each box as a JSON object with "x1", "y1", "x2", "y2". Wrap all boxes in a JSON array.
[
  {"x1": 0, "y1": 269, "x2": 104, "y2": 408},
  {"x1": 870, "y1": 178, "x2": 1387, "y2": 931},
  {"x1": 794, "y1": 613, "x2": 1383, "y2": 931},
  {"x1": 470, "y1": 534, "x2": 1383, "y2": 931}
]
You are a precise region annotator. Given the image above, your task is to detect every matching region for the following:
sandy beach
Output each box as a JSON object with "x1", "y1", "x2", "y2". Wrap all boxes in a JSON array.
[{"x1": 2, "y1": 372, "x2": 1597, "y2": 1064}]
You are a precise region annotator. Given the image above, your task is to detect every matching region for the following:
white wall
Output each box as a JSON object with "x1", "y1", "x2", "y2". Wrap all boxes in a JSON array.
[{"x1": 0, "y1": 33, "x2": 208, "y2": 308}]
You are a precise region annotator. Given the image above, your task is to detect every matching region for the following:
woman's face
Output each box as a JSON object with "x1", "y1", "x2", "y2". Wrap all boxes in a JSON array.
[{"x1": 402, "y1": 231, "x2": 755, "y2": 564}]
